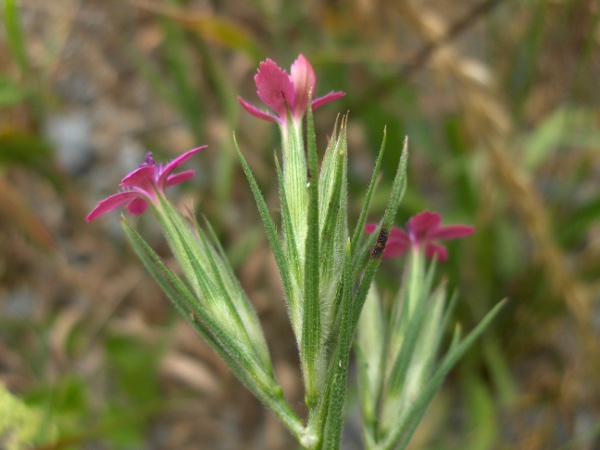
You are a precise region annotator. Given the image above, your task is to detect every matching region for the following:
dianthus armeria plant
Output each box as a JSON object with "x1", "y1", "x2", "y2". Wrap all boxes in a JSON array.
[{"x1": 87, "y1": 54, "x2": 504, "y2": 450}]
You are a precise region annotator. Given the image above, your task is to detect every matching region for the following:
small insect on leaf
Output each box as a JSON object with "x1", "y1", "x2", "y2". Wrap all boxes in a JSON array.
[{"x1": 370, "y1": 227, "x2": 388, "y2": 258}]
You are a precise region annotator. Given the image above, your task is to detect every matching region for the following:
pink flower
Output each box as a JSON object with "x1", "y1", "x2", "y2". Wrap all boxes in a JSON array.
[
  {"x1": 86, "y1": 146, "x2": 206, "y2": 222},
  {"x1": 238, "y1": 54, "x2": 345, "y2": 127},
  {"x1": 365, "y1": 211, "x2": 474, "y2": 261}
]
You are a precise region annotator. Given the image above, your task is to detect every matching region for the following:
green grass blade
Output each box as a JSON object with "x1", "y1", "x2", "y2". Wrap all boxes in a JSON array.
[{"x1": 4, "y1": 0, "x2": 29, "y2": 76}]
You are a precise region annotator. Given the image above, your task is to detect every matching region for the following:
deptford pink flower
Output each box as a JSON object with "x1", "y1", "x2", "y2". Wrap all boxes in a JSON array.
[
  {"x1": 365, "y1": 211, "x2": 474, "y2": 261},
  {"x1": 238, "y1": 54, "x2": 345, "y2": 127},
  {"x1": 86, "y1": 146, "x2": 206, "y2": 222}
]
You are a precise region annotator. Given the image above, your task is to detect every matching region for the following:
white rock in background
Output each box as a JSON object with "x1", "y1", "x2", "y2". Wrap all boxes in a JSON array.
[{"x1": 45, "y1": 113, "x2": 93, "y2": 175}]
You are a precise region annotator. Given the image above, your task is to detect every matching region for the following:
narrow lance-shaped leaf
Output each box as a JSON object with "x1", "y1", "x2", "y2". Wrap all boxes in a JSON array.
[
  {"x1": 234, "y1": 135, "x2": 295, "y2": 315},
  {"x1": 320, "y1": 136, "x2": 347, "y2": 319},
  {"x1": 275, "y1": 153, "x2": 301, "y2": 280},
  {"x1": 350, "y1": 127, "x2": 387, "y2": 259},
  {"x1": 303, "y1": 92, "x2": 322, "y2": 408},
  {"x1": 356, "y1": 284, "x2": 386, "y2": 439},
  {"x1": 384, "y1": 250, "x2": 432, "y2": 392},
  {"x1": 322, "y1": 137, "x2": 409, "y2": 450},
  {"x1": 353, "y1": 137, "x2": 409, "y2": 325},
  {"x1": 274, "y1": 153, "x2": 302, "y2": 333}
]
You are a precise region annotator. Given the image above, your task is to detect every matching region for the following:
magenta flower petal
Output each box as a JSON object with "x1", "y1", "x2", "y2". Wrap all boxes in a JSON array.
[
  {"x1": 120, "y1": 166, "x2": 157, "y2": 195},
  {"x1": 364, "y1": 222, "x2": 379, "y2": 234},
  {"x1": 382, "y1": 239, "x2": 410, "y2": 258},
  {"x1": 85, "y1": 191, "x2": 141, "y2": 222},
  {"x1": 86, "y1": 147, "x2": 204, "y2": 222},
  {"x1": 166, "y1": 170, "x2": 195, "y2": 188},
  {"x1": 311, "y1": 91, "x2": 346, "y2": 110},
  {"x1": 254, "y1": 59, "x2": 294, "y2": 119},
  {"x1": 425, "y1": 242, "x2": 448, "y2": 262},
  {"x1": 383, "y1": 227, "x2": 410, "y2": 258},
  {"x1": 429, "y1": 224, "x2": 475, "y2": 240},
  {"x1": 365, "y1": 210, "x2": 474, "y2": 261},
  {"x1": 389, "y1": 226, "x2": 410, "y2": 243},
  {"x1": 159, "y1": 146, "x2": 207, "y2": 187},
  {"x1": 290, "y1": 54, "x2": 316, "y2": 119},
  {"x1": 240, "y1": 55, "x2": 345, "y2": 125},
  {"x1": 238, "y1": 96, "x2": 278, "y2": 122},
  {"x1": 126, "y1": 197, "x2": 149, "y2": 215},
  {"x1": 408, "y1": 211, "x2": 442, "y2": 241},
  {"x1": 364, "y1": 223, "x2": 410, "y2": 259}
]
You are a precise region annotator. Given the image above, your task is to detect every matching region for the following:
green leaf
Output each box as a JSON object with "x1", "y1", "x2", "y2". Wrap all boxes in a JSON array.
[
  {"x1": 319, "y1": 240, "x2": 355, "y2": 449},
  {"x1": 234, "y1": 135, "x2": 295, "y2": 321},
  {"x1": 283, "y1": 123, "x2": 309, "y2": 265},
  {"x1": 384, "y1": 283, "x2": 431, "y2": 399},
  {"x1": 350, "y1": 127, "x2": 387, "y2": 259},
  {"x1": 303, "y1": 97, "x2": 322, "y2": 407},
  {"x1": 274, "y1": 153, "x2": 301, "y2": 316},
  {"x1": 353, "y1": 137, "x2": 409, "y2": 325},
  {"x1": 323, "y1": 137, "x2": 409, "y2": 450},
  {"x1": 356, "y1": 284, "x2": 385, "y2": 438},
  {"x1": 319, "y1": 129, "x2": 347, "y2": 319},
  {"x1": 378, "y1": 257, "x2": 440, "y2": 439}
]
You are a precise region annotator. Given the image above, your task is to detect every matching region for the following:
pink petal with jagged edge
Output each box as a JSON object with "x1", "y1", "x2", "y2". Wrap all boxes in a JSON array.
[{"x1": 255, "y1": 59, "x2": 294, "y2": 119}]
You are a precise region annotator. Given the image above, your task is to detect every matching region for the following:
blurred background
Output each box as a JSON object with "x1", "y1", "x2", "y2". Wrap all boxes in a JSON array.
[{"x1": 1, "y1": 0, "x2": 599, "y2": 448}]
